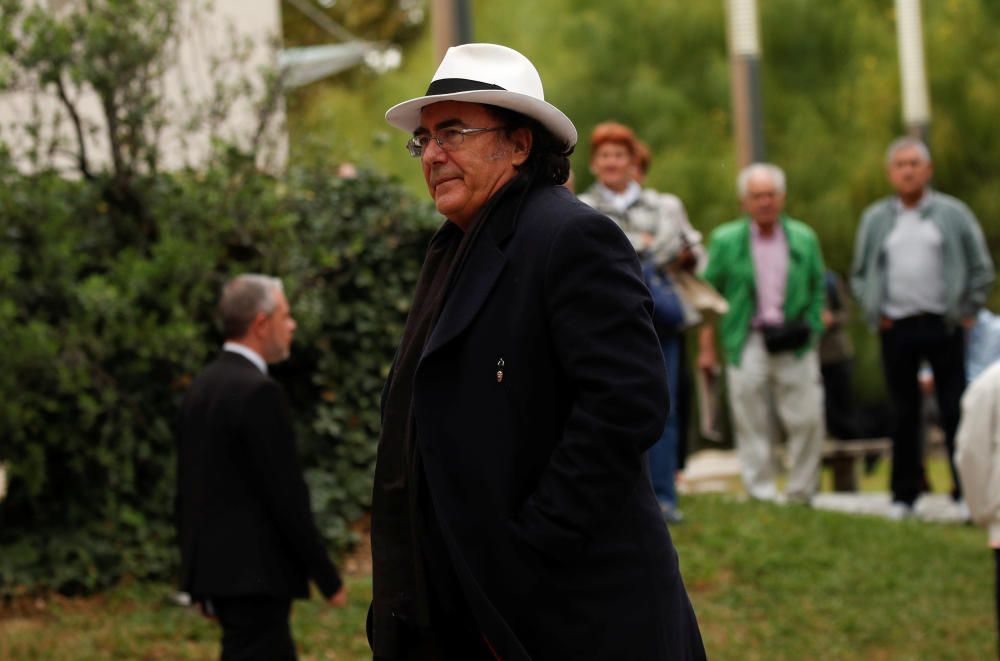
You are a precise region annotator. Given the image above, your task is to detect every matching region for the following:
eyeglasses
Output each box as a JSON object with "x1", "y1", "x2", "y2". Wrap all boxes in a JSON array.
[{"x1": 405, "y1": 126, "x2": 507, "y2": 157}]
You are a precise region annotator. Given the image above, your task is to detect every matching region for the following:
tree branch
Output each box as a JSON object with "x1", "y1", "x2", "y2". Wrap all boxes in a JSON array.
[
  {"x1": 250, "y1": 67, "x2": 288, "y2": 156},
  {"x1": 53, "y1": 74, "x2": 92, "y2": 179}
]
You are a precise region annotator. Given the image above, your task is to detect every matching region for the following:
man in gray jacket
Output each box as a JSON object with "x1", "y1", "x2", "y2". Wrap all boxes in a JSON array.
[{"x1": 851, "y1": 136, "x2": 994, "y2": 518}]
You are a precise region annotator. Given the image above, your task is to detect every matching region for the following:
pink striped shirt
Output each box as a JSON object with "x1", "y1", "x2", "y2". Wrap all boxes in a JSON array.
[{"x1": 750, "y1": 222, "x2": 788, "y2": 327}]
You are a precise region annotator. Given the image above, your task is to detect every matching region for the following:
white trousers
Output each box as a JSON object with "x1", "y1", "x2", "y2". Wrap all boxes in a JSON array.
[{"x1": 726, "y1": 331, "x2": 825, "y2": 502}]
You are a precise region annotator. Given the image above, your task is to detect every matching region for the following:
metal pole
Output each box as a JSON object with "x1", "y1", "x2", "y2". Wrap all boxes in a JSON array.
[
  {"x1": 726, "y1": 0, "x2": 765, "y2": 167},
  {"x1": 431, "y1": 0, "x2": 457, "y2": 64},
  {"x1": 895, "y1": 0, "x2": 931, "y2": 142},
  {"x1": 432, "y1": 0, "x2": 472, "y2": 64},
  {"x1": 454, "y1": 0, "x2": 473, "y2": 44}
]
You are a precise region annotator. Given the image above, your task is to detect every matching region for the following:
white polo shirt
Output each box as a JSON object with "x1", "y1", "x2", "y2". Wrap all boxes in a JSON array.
[{"x1": 882, "y1": 199, "x2": 946, "y2": 319}]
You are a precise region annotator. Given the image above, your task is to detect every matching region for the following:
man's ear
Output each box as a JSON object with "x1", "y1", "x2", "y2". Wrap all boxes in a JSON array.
[
  {"x1": 248, "y1": 311, "x2": 269, "y2": 338},
  {"x1": 509, "y1": 127, "x2": 533, "y2": 166}
]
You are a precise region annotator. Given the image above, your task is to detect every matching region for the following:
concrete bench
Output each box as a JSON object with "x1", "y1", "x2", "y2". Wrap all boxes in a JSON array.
[
  {"x1": 823, "y1": 428, "x2": 944, "y2": 492},
  {"x1": 823, "y1": 438, "x2": 891, "y2": 492}
]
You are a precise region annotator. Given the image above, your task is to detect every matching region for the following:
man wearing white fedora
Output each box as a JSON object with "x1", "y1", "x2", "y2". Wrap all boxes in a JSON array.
[{"x1": 370, "y1": 43, "x2": 705, "y2": 660}]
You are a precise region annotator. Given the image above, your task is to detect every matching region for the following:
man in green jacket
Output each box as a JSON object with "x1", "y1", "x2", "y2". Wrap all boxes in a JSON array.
[
  {"x1": 699, "y1": 163, "x2": 826, "y2": 503},
  {"x1": 851, "y1": 136, "x2": 994, "y2": 519}
]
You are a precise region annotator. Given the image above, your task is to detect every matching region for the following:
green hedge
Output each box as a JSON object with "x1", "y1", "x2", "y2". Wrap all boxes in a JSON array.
[{"x1": 0, "y1": 152, "x2": 439, "y2": 594}]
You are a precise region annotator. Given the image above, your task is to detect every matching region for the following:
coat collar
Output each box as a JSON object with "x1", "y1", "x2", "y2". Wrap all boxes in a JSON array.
[
  {"x1": 891, "y1": 188, "x2": 934, "y2": 215},
  {"x1": 737, "y1": 213, "x2": 806, "y2": 261},
  {"x1": 222, "y1": 341, "x2": 267, "y2": 373},
  {"x1": 420, "y1": 176, "x2": 530, "y2": 359}
]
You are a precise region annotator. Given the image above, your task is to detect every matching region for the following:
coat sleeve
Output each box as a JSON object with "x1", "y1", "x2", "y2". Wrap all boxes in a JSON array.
[
  {"x1": 513, "y1": 212, "x2": 669, "y2": 560},
  {"x1": 649, "y1": 193, "x2": 704, "y2": 270},
  {"x1": 667, "y1": 194, "x2": 707, "y2": 272},
  {"x1": 954, "y1": 366, "x2": 1000, "y2": 544},
  {"x1": 701, "y1": 229, "x2": 726, "y2": 294},
  {"x1": 957, "y1": 204, "x2": 995, "y2": 318},
  {"x1": 243, "y1": 381, "x2": 343, "y2": 597},
  {"x1": 806, "y1": 229, "x2": 828, "y2": 337},
  {"x1": 849, "y1": 211, "x2": 874, "y2": 305}
]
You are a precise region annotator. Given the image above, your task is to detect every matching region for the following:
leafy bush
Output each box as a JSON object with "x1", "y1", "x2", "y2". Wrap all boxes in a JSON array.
[{"x1": 0, "y1": 152, "x2": 439, "y2": 594}]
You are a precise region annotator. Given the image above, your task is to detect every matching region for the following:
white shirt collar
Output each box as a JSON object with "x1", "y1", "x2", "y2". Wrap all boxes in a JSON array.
[
  {"x1": 223, "y1": 341, "x2": 267, "y2": 374},
  {"x1": 893, "y1": 189, "x2": 932, "y2": 214},
  {"x1": 595, "y1": 180, "x2": 642, "y2": 215}
]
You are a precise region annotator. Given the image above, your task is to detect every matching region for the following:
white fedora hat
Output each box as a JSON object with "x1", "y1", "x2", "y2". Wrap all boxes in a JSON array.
[{"x1": 385, "y1": 43, "x2": 577, "y2": 148}]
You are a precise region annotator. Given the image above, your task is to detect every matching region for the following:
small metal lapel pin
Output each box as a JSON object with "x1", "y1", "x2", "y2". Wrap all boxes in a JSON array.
[{"x1": 496, "y1": 358, "x2": 505, "y2": 383}]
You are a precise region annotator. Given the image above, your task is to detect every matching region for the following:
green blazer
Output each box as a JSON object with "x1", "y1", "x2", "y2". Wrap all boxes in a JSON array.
[{"x1": 703, "y1": 215, "x2": 826, "y2": 366}]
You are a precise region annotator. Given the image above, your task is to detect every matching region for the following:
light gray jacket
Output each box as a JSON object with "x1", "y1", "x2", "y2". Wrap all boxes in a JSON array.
[
  {"x1": 578, "y1": 184, "x2": 705, "y2": 271},
  {"x1": 850, "y1": 190, "x2": 994, "y2": 328}
]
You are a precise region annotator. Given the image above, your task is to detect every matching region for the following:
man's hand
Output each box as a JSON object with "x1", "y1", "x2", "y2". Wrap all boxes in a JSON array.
[
  {"x1": 879, "y1": 315, "x2": 894, "y2": 331},
  {"x1": 698, "y1": 325, "x2": 719, "y2": 372},
  {"x1": 821, "y1": 309, "x2": 834, "y2": 330},
  {"x1": 328, "y1": 585, "x2": 348, "y2": 608},
  {"x1": 673, "y1": 247, "x2": 698, "y2": 273},
  {"x1": 198, "y1": 600, "x2": 217, "y2": 621},
  {"x1": 698, "y1": 348, "x2": 718, "y2": 372},
  {"x1": 962, "y1": 316, "x2": 977, "y2": 330}
]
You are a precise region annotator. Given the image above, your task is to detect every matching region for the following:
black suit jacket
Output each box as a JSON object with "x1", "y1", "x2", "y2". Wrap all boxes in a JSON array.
[
  {"x1": 388, "y1": 184, "x2": 705, "y2": 659},
  {"x1": 176, "y1": 351, "x2": 341, "y2": 601}
]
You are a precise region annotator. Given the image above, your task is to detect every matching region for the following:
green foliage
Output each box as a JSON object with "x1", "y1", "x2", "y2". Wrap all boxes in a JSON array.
[
  {"x1": 6, "y1": 0, "x2": 1000, "y2": 597},
  {"x1": 278, "y1": 168, "x2": 439, "y2": 547},
  {"x1": 0, "y1": 0, "x2": 178, "y2": 179},
  {"x1": 289, "y1": 0, "x2": 1000, "y2": 402},
  {"x1": 0, "y1": 0, "x2": 441, "y2": 595},
  {"x1": 0, "y1": 157, "x2": 439, "y2": 594},
  {"x1": 291, "y1": 0, "x2": 1000, "y2": 270}
]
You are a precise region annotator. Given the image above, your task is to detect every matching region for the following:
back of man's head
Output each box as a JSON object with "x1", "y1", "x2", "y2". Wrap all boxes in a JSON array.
[{"x1": 219, "y1": 274, "x2": 283, "y2": 340}]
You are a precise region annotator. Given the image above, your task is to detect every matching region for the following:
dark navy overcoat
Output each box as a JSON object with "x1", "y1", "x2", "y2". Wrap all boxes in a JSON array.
[{"x1": 402, "y1": 183, "x2": 705, "y2": 660}]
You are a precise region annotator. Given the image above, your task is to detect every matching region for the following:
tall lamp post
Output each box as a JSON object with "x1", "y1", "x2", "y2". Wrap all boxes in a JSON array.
[
  {"x1": 726, "y1": 0, "x2": 766, "y2": 168},
  {"x1": 432, "y1": 0, "x2": 473, "y2": 63},
  {"x1": 895, "y1": 0, "x2": 931, "y2": 142}
]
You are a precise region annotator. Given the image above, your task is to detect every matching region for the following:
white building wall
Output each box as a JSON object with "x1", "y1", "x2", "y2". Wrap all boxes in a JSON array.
[{"x1": 0, "y1": 0, "x2": 286, "y2": 174}]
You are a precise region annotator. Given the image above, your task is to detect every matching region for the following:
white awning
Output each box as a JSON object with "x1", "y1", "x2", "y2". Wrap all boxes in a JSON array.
[{"x1": 278, "y1": 42, "x2": 374, "y2": 88}]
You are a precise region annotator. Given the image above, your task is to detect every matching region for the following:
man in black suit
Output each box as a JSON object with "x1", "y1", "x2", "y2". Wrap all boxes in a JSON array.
[
  {"x1": 369, "y1": 43, "x2": 705, "y2": 660},
  {"x1": 176, "y1": 274, "x2": 346, "y2": 660}
]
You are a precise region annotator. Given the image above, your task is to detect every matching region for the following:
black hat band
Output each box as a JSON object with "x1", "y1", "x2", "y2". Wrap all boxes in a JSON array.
[{"x1": 425, "y1": 78, "x2": 506, "y2": 96}]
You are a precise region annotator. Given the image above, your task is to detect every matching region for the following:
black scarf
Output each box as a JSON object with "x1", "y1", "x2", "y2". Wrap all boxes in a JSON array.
[{"x1": 370, "y1": 174, "x2": 530, "y2": 656}]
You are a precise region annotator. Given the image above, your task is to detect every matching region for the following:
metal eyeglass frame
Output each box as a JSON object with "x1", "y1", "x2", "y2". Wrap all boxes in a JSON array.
[{"x1": 406, "y1": 126, "x2": 507, "y2": 157}]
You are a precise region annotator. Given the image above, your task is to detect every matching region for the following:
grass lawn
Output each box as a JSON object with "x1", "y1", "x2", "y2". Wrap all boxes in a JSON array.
[
  {"x1": 0, "y1": 576, "x2": 373, "y2": 660},
  {"x1": 674, "y1": 494, "x2": 992, "y2": 660},
  {"x1": 2, "y1": 464, "x2": 993, "y2": 659}
]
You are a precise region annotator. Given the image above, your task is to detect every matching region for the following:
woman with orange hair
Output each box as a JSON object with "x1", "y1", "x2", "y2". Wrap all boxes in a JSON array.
[{"x1": 579, "y1": 122, "x2": 705, "y2": 524}]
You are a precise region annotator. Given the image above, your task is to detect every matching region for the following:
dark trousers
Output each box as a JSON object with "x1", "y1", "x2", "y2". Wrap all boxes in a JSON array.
[
  {"x1": 879, "y1": 314, "x2": 966, "y2": 505},
  {"x1": 822, "y1": 359, "x2": 857, "y2": 440},
  {"x1": 211, "y1": 595, "x2": 296, "y2": 661}
]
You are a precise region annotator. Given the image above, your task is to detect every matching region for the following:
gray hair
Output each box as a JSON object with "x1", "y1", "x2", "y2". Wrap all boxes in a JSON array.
[
  {"x1": 219, "y1": 274, "x2": 284, "y2": 340},
  {"x1": 737, "y1": 163, "x2": 786, "y2": 198},
  {"x1": 885, "y1": 136, "x2": 931, "y2": 165}
]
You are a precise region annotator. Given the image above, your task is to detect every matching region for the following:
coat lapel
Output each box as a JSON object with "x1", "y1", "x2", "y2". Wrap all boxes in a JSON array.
[
  {"x1": 420, "y1": 183, "x2": 522, "y2": 360},
  {"x1": 422, "y1": 227, "x2": 507, "y2": 359}
]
